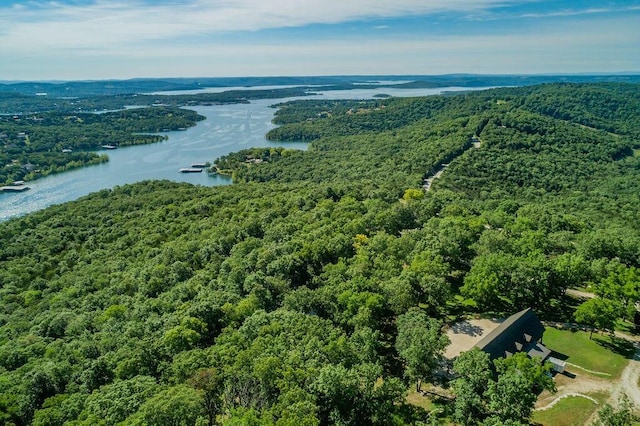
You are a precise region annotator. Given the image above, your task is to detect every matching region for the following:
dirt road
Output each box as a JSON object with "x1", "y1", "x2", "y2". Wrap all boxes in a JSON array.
[{"x1": 609, "y1": 343, "x2": 640, "y2": 407}]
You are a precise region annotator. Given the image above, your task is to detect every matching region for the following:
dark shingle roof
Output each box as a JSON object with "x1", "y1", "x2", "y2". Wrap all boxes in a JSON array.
[
  {"x1": 475, "y1": 308, "x2": 546, "y2": 360},
  {"x1": 526, "y1": 341, "x2": 551, "y2": 360}
]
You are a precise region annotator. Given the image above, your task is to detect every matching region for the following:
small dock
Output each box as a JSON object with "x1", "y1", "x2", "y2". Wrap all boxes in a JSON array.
[
  {"x1": 1, "y1": 185, "x2": 31, "y2": 192},
  {"x1": 179, "y1": 168, "x2": 203, "y2": 173},
  {"x1": 190, "y1": 163, "x2": 208, "y2": 168}
]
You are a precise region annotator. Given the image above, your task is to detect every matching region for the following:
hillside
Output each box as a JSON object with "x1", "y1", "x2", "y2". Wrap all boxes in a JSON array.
[{"x1": 1, "y1": 83, "x2": 639, "y2": 425}]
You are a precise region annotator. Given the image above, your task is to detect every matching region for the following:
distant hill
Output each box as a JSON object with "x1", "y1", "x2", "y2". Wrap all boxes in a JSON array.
[{"x1": 1, "y1": 74, "x2": 639, "y2": 97}]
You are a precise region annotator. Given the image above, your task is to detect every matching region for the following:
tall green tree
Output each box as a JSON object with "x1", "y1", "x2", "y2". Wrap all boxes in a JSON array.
[
  {"x1": 494, "y1": 352, "x2": 556, "y2": 394},
  {"x1": 596, "y1": 265, "x2": 640, "y2": 320},
  {"x1": 188, "y1": 368, "x2": 223, "y2": 426},
  {"x1": 574, "y1": 297, "x2": 621, "y2": 338},
  {"x1": 592, "y1": 393, "x2": 640, "y2": 426},
  {"x1": 452, "y1": 351, "x2": 555, "y2": 425},
  {"x1": 451, "y1": 348, "x2": 492, "y2": 425},
  {"x1": 489, "y1": 352, "x2": 555, "y2": 424},
  {"x1": 125, "y1": 385, "x2": 204, "y2": 426},
  {"x1": 395, "y1": 308, "x2": 449, "y2": 392},
  {"x1": 485, "y1": 369, "x2": 537, "y2": 424}
]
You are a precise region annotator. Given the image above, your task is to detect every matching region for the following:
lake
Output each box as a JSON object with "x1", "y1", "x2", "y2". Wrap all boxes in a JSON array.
[{"x1": 0, "y1": 86, "x2": 489, "y2": 222}]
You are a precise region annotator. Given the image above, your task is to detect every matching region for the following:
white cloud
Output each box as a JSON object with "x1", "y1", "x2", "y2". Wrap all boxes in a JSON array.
[
  {"x1": 0, "y1": 0, "x2": 638, "y2": 79},
  {"x1": 463, "y1": 4, "x2": 640, "y2": 21},
  {"x1": 0, "y1": 0, "x2": 527, "y2": 51},
  {"x1": 3, "y1": 12, "x2": 637, "y2": 80},
  {"x1": 518, "y1": 7, "x2": 621, "y2": 19}
]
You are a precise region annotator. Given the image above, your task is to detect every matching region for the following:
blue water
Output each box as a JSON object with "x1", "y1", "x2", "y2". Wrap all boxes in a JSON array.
[{"x1": 0, "y1": 86, "x2": 490, "y2": 222}]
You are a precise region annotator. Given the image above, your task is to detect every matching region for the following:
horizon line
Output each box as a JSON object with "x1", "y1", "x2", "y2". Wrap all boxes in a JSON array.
[{"x1": 1, "y1": 72, "x2": 640, "y2": 84}]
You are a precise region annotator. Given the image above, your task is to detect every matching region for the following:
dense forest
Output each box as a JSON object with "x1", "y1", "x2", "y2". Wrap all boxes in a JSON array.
[
  {"x1": 0, "y1": 107, "x2": 204, "y2": 184},
  {"x1": 1, "y1": 83, "x2": 640, "y2": 425},
  {"x1": 0, "y1": 87, "x2": 322, "y2": 115}
]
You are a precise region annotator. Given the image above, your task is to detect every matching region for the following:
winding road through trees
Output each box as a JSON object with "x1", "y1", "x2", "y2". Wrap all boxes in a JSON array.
[{"x1": 423, "y1": 136, "x2": 481, "y2": 192}]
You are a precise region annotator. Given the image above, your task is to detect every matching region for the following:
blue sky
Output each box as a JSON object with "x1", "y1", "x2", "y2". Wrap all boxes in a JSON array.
[{"x1": 0, "y1": 0, "x2": 638, "y2": 80}]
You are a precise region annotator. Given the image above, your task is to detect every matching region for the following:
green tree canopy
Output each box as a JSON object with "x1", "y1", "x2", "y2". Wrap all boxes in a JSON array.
[{"x1": 395, "y1": 308, "x2": 449, "y2": 392}]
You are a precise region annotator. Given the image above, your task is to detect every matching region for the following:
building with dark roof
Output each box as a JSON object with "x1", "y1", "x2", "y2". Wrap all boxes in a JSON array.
[{"x1": 474, "y1": 308, "x2": 564, "y2": 372}]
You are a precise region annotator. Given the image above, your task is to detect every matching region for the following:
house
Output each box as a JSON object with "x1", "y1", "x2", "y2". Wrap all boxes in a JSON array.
[{"x1": 475, "y1": 308, "x2": 565, "y2": 373}]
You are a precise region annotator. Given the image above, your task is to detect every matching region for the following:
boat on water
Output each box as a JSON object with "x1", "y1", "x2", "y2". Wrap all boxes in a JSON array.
[
  {"x1": 190, "y1": 163, "x2": 208, "y2": 168},
  {"x1": 1, "y1": 185, "x2": 30, "y2": 192},
  {"x1": 179, "y1": 168, "x2": 203, "y2": 173},
  {"x1": 101, "y1": 145, "x2": 117, "y2": 149}
]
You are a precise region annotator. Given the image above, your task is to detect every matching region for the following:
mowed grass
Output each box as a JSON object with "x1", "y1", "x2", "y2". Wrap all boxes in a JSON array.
[
  {"x1": 405, "y1": 388, "x2": 436, "y2": 411},
  {"x1": 533, "y1": 394, "x2": 602, "y2": 426},
  {"x1": 543, "y1": 327, "x2": 632, "y2": 378},
  {"x1": 405, "y1": 386, "x2": 454, "y2": 425}
]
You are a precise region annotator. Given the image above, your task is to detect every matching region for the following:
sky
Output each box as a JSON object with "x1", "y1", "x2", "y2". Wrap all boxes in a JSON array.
[{"x1": 0, "y1": 0, "x2": 639, "y2": 81}]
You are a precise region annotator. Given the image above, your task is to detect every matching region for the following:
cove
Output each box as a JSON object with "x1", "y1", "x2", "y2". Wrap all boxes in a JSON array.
[{"x1": 0, "y1": 86, "x2": 489, "y2": 222}]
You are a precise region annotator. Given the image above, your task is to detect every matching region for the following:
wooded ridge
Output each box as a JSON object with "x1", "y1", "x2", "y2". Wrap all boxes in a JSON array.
[{"x1": 1, "y1": 82, "x2": 639, "y2": 425}]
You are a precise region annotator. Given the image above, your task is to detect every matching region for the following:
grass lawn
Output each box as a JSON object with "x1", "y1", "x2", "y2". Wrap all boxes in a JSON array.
[
  {"x1": 543, "y1": 327, "x2": 632, "y2": 378},
  {"x1": 406, "y1": 388, "x2": 436, "y2": 412},
  {"x1": 533, "y1": 393, "x2": 604, "y2": 426},
  {"x1": 405, "y1": 383, "x2": 454, "y2": 425}
]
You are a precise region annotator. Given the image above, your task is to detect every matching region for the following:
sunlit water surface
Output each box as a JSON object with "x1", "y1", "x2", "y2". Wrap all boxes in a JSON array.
[{"x1": 0, "y1": 86, "x2": 489, "y2": 222}]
